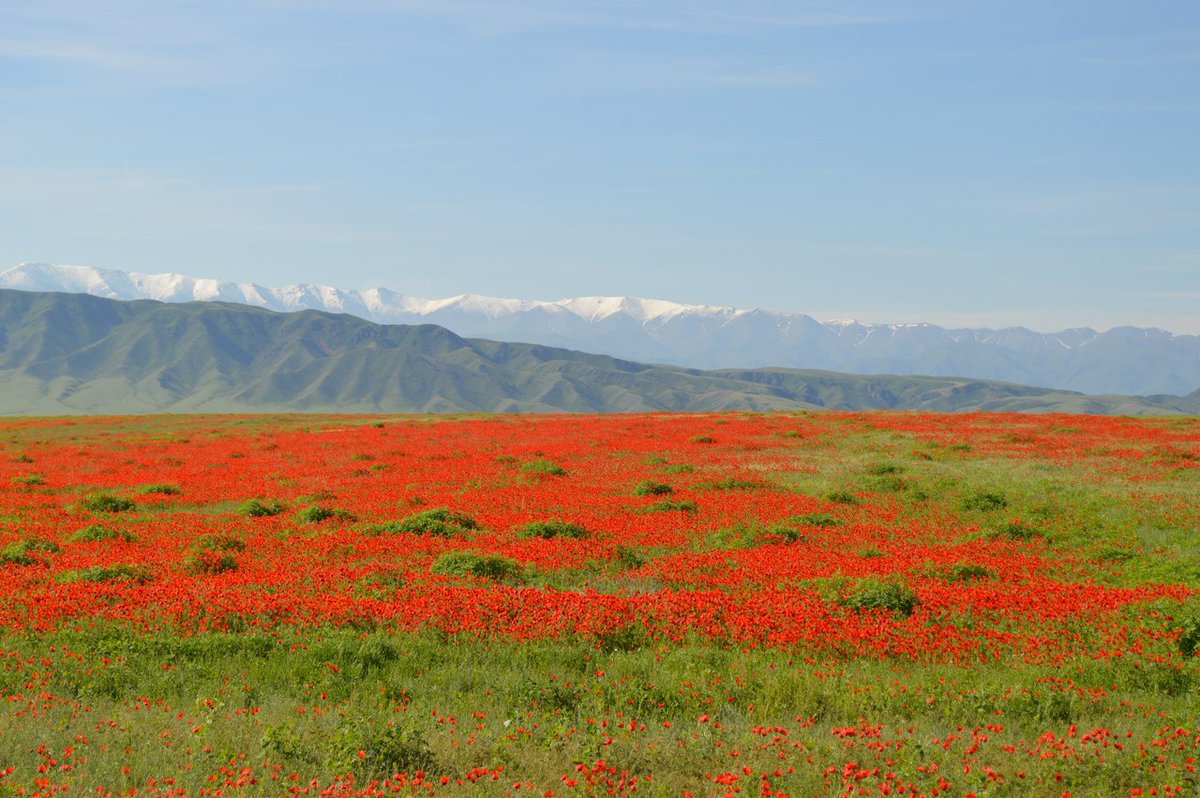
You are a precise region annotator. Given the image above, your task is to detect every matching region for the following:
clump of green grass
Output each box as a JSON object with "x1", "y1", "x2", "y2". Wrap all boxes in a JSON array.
[
  {"x1": 137, "y1": 483, "x2": 181, "y2": 495},
  {"x1": 783, "y1": 512, "x2": 843, "y2": 528},
  {"x1": 866, "y1": 463, "x2": 904, "y2": 475},
  {"x1": 1178, "y1": 616, "x2": 1200, "y2": 657},
  {"x1": 431, "y1": 551, "x2": 522, "y2": 582},
  {"x1": 635, "y1": 499, "x2": 697, "y2": 514},
  {"x1": 57, "y1": 564, "x2": 154, "y2": 584},
  {"x1": 295, "y1": 505, "x2": 357, "y2": 524},
  {"x1": 946, "y1": 563, "x2": 995, "y2": 582},
  {"x1": 614, "y1": 546, "x2": 646, "y2": 569},
  {"x1": 991, "y1": 521, "x2": 1038, "y2": 541},
  {"x1": 371, "y1": 508, "x2": 481, "y2": 537},
  {"x1": 516, "y1": 519, "x2": 588, "y2": 539},
  {"x1": 238, "y1": 498, "x2": 287, "y2": 517},
  {"x1": 661, "y1": 463, "x2": 694, "y2": 474},
  {"x1": 870, "y1": 475, "x2": 909, "y2": 493},
  {"x1": 827, "y1": 489, "x2": 860, "y2": 505},
  {"x1": 962, "y1": 490, "x2": 1008, "y2": 512},
  {"x1": 77, "y1": 493, "x2": 136, "y2": 513},
  {"x1": 196, "y1": 533, "x2": 246, "y2": 552},
  {"x1": 521, "y1": 459, "x2": 566, "y2": 476},
  {"x1": 69, "y1": 524, "x2": 136, "y2": 543},
  {"x1": 11, "y1": 474, "x2": 43, "y2": 485},
  {"x1": 186, "y1": 534, "x2": 244, "y2": 575},
  {"x1": 839, "y1": 578, "x2": 920, "y2": 617},
  {"x1": 0, "y1": 537, "x2": 61, "y2": 566},
  {"x1": 698, "y1": 477, "x2": 768, "y2": 490},
  {"x1": 690, "y1": 434, "x2": 715, "y2": 444},
  {"x1": 632, "y1": 480, "x2": 673, "y2": 497},
  {"x1": 754, "y1": 523, "x2": 807, "y2": 544},
  {"x1": 187, "y1": 551, "x2": 239, "y2": 574}
]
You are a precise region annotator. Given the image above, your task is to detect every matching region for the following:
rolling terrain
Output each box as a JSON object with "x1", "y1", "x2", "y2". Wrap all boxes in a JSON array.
[
  {"x1": 4, "y1": 262, "x2": 1197, "y2": 396},
  {"x1": 0, "y1": 289, "x2": 1192, "y2": 415}
]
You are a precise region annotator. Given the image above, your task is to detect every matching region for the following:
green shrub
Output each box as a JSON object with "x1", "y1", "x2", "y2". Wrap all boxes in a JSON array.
[
  {"x1": 187, "y1": 551, "x2": 239, "y2": 574},
  {"x1": 866, "y1": 463, "x2": 904, "y2": 475},
  {"x1": 0, "y1": 537, "x2": 60, "y2": 566},
  {"x1": 138, "y1": 483, "x2": 181, "y2": 495},
  {"x1": 991, "y1": 521, "x2": 1037, "y2": 541},
  {"x1": 11, "y1": 474, "x2": 43, "y2": 485},
  {"x1": 431, "y1": 551, "x2": 522, "y2": 582},
  {"x1": 756, "y1": 523, "x2": 806, "y2": 544},
  {"x1": 516, "y1": 519, "x2": 588, "y2": 539},
  {"x1": 783, "y1": 512, "x2": 843, "y2": 528},
  {"x1": 296, "y1": 505, "x2": 357, "y2": 524},
  {"x1": 1178, "y1": 617, "x2": 1200, "y2": 657},
  {"x1": 237, "y1": 498, "x2": 287, "y2": 517},
  {"x1": 839, "y1": 578, "x2": 920, "y2": 617},
  {"x1": 962, "y1": 491, "x2": 1008, "y2": 512},
  {"x1": 661, "y1": 463, "x2": 695, "y2": 474},
  {"x1": 871, "y1": 475, "x2": 908, "y2": 493},
  {"x1": 635, "y1": 499, "x2": 697, "y2": 514},
  {"x1": 826, "y1": 489, "x2": 860, "y2": 505},
  {"x1": 78, "y1": 493, "x2": 136, "y2": 513},
  {"x1": 699, "y1": 477, "x2": 767, "y2": 490},
  {"x1": 196, "y1": 533, "x2": 246, "y2": 552},
  {"x1": 57, "y1": 564, "x2": 154, "y2": 584},
  {"x1": 947, "y1": 563, "x2": 995, "y2": 582},
  {"x1": 384, "y1": 508, "x2": 480, "y2": 537},
  {"x1": 521, "y1": 459, "x2": 566, "y2": 476},
  {"x1": 69, "y1": 525, "x2": 136, "y2": 543},
  {"x1": 632, "y1": 480, "x2": 673, "y2": 496},
  {"x1": 614, "y1": 546, "x2": 646, "y2": 569}
]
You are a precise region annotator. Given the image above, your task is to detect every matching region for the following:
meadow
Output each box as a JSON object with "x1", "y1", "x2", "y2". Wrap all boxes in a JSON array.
[{"x1": 0, "y1": 410, "x2": 1198, "y2": 796}]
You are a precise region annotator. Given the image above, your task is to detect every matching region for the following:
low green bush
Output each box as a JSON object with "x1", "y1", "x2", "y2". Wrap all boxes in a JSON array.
[
  {"x1": 0, "y1": 537, "x2": 61, "y2": 566},
  {"x1": 947, "y1": 563, "x2": 995, "y2": 582},
  {"x1": 238, "y1": 498, "x2": 287, "y2": 517},
  {"x1": 78, "y1": 493, "x2": 136, "y2": 513},
  {"x1": 826, "y1": 490, "x2": 860, "y2": 505},
  {"x1": 521, "y1": 459, "x2": 566, "y2": 476},
  {"x1": 516, "y1": 519, "x2": 588, "y2": 539},
  {"x1": 295, "y1": 505, "x2": 357, "y2": 524},
  {"x1": 431, "y1": 551, "x2": 522, "y2": 582},
  {"x1": 632, "y1": 480, "x2": 673, "y2": 496},
  {"x1": 138, "y1": 483, "x2": 181, "y2": 495},
  {"x1": 378, "y1": 508, "x2": 480, "y2": 537},
  {"x1": 991, "y1": 521, "x2": 1038, "y2": 541},
  {"x1": 839, "y1": 578, "x2": 920, "y2": 617},
  {"x1": 962, "y1": 491, "x2": 1008, "y2": 512},
  {"x1": 635, "y1": 499, "x2": 697, "y2": 514},
  {"x1": 783, "y1": 512, "x2": 843, "y2": 528},
  {"x1": 196, "y1": 533, "x2": 246, "y2": 552},
  {"x1": 69, "y1": 525, "x2": 136, "y2": 543},
  {"x1": 699, "y1": 477, "x2": 767, "y2": 490}
]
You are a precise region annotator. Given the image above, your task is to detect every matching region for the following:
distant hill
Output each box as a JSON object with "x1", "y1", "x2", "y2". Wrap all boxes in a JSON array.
[
  {"x1": 0, "y1": 289, "x2": 1188, "y2": 415},
  {"x1": 3, "y1": 263, "x2": 1197, "y2": 397}
]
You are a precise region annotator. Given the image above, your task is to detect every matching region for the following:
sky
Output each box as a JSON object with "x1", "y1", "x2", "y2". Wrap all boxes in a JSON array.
[{"x1": 1, "y1": 0, "x2": 1197, "y2": 333}]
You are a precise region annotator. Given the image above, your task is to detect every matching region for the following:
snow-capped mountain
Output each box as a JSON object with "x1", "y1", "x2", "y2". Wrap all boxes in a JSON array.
[{"x1": 2, "y1": 262, "x2": 1196, "y2": 396}]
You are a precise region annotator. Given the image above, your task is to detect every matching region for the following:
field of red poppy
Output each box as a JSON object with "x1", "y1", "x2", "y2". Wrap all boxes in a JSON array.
[{"x1": 0, "y1": 410, "x2": 1198, "y2": 797}]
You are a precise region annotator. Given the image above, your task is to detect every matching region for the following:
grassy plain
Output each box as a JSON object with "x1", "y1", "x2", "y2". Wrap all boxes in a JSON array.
[{"x1": 0, "y1": 411, "x2": 1197, "y2": 796}]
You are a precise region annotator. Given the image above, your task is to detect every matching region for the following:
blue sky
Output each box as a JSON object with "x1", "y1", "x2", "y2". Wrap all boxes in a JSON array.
[{"x1": 2, "y1": 0, "x2": 1197, "y2": 332}]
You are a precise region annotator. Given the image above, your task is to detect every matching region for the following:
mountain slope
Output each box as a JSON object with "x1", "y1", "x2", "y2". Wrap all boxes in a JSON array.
[
  {"x1": 0, "y1": 289, "x2": 1186, "y2": 415},
  {"x1": 4, "y1": 263, "x2": 1197, "y2": 396}
]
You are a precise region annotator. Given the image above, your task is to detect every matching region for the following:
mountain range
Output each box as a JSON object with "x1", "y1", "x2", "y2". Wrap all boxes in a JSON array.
[
  {"x1": 0, "y1": 288, "x2": 1194, "y2": 415},
  {"x1": 3, "y1": 262, "x2": 1196, "y2": 397}
]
